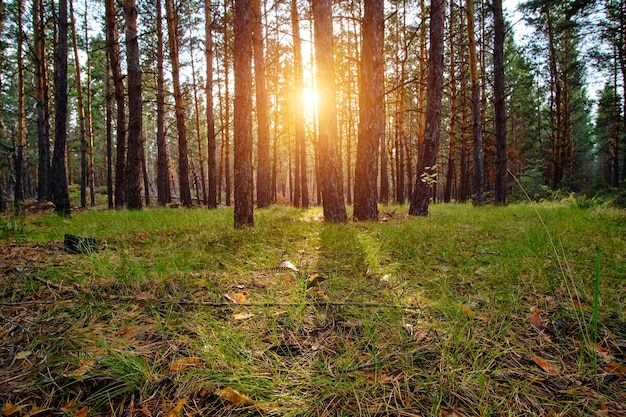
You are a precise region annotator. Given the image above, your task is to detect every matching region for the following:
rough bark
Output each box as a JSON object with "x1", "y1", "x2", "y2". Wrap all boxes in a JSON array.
[
  {"x1": 156, "y1": 0, "x2": 171, "y2": 206},
  {"x1": 105, "y1": 0, "x2": 126, "y2": 208},
  {"x1": 124, "y1": 0, "x2": 143, "y2": 209},
  {"x1": 354, "y1": 0, "x2": 384, "y2": 221},
  {"x1": 165, "y1": 0, "x2": 192, "y2": 207},
  {"x1": 444, "y1": 0, "x2": 457, "y2": 203},
  {"x1": 493, "y1": 0, "x2": 507, "y2": 204},
  {"x1": 253, "y1": 0, "x2": 272, "y2": 208},
  {"x1": 15, "y1": 0, "x2": 26, "y2": 206},
  {"x1": 234, "y1": 0, "x2": 254, "y2": 227},
  {"x1": 52, "y1": 0, "x2": 71, "y2": 216},
  {"x1": 312, "y1": 0, "x2": 347, "y2": 222},
  {"x1": 409, "y1": 0, "x2": 445, "y2": 216},
  {"x1": 34, "y1": 0, "x2": 51, "y2": 202},
  {"x1": 205, "y1": 0, "x2": 217, "y2": 208},
  {"x1": 290, "y1": 0, "x2": 305, "y2": 208}
]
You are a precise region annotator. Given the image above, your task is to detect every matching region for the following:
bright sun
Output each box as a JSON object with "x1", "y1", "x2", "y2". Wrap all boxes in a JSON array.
[{"x1": 302, "y1": 87, "x2": 318, "y2": 115}]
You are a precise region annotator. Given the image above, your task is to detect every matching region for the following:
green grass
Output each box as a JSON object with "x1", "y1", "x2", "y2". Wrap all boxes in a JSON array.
[{"x1": 1, "y1": 202, "x2": 625, "y2": 416}]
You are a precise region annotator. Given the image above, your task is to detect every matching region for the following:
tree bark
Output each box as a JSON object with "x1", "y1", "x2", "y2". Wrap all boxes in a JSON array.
[
  {"x1": 493, "y1": 0, "x2": 507, "y2": 204},
  {"x1": 15, "y1": 0, "x2": 26, "y2": 207},
  {"x1": 467, "y1": 0, "x2": 485, "y2": 205},
  {"x1": 165, "y1": 0, "x2": 192, "y2": 207},
  {"x1": 234, "y1": 0, "x2": 254, "y2": 227},
  {"x1": 290, "y1": 0, "x2": 306, "y2": 208},
  {"x1": 312, "y1": 0, "x2": 347, "y2": 222},
  {"x1": 124, "y1": 0, "x2": 143, "y2": 209},
  {"x1": 444, "y1": 0, "x2": 457, "y2": 203},
  {"x1": 105, "y1": 0, "x2": 126, "y2": 208},
  {"x1": 409, "y1": 0, "x2": 445, "y2": 216},
  {"x1": 354, "y1": 0, "x2": 384, "y2": 221},
  {"x1": 253, "y1": 0, "x2": 272, "y2": 208},
  {"x1": 156, "y1": 0, "x2": 171, "y2": 206},
  {"x1": 52, "y1": 0, "x2": 71, "y2": 216},
  {"x1": 34, "y1": 0, "x2": 51, "y2": 202},
  {"x1": 205, "y1": 0, "x2": 218, "y2": 208}
]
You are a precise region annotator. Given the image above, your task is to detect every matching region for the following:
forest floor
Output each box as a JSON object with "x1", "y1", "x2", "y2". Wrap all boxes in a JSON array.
[{"x1": 0, "y1": 201, "x2": 625, "y2": 416}]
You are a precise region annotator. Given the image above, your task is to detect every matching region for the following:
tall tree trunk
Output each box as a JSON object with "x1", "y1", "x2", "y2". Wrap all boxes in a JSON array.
[
  {"x1": 34, "y1": 0, "x2": 51, "y2": 202},
  {"x1": 14, "y1": 0, "x2": 26, "y2": 207},
  {"x1": 234, "y1": 0, "x2": 254, "y2": 227},
  {"x1": 105, "y1": 0, "x2": 126, "y2": 208},
  {"x1": 165, "y1": 0, "x2": 192, "y2": 207},
  {"x1": 466, "y1": 0, "x2": 484, "y2": 205},
  {"x1": 409, "y1": 0, "x2": 445, "y2": 216},
  {"x1": 354, "y1": 0, "x2": 384, "y2": 221},
  {"x1": 84, "y1": 0, "x2": 95, "y2": 206},
  {"x1": 253, "y1": 0, "x2": 272, "y2": 208},
  {"x1": 444, "y1": 0, "x2": 457, "y2": 203},
  {"x1": 493, "y1": 0, "x2": 507, "y2": 204},
  {"x1": 205, "y1": 0, "x2": 217, "y2": 208},
  {"x1": 156, "y1": 0, "x2": 171, "y2": 206},
  {"x1": 189, "y1": 36, "x2": 207, "y2": 205},
  {"x1": 312, "y1": 0, "x2": 347, "y2": 222},
  {"x1": 124, "y1": 0, "x2": 143, "y2": 209},
  {"x1": 69, "y1": 0, "x2": 88, "y2": 208},
  {"x1": 106, "y1": 59, "x2": 114, "y2": 209},
  {"x1": 223, "y1": 0, "x2": 232, "y2": 206},
  {"x1": 290, "y1": 0, "x2": 304, "y2": 207},
  {"x1": 52, "y1": 0, "x2": 71, "y2": 216}
]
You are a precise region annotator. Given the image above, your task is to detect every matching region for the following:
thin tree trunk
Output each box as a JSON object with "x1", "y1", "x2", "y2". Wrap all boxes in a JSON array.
[
  {"x1": 84, "y1": 0, "x2": 95, "y2": 206},
  {"x1": 52, "y1": 0, "x2": 71, "y2": 216},
  {"x1": 444, "y1": 0, "x2": 457, "y2": 203},
  {"x1": 105, "y1": 0, "x2": 126, "y2": 208},
  {"x1": 205, "y1": 0, "x2": 217, "y2": 208},
  {"x1": 189, "y1": 37, "x2": 207, "y2": 205},
  {"x1": 354, "y1": 0, "x2": 384, "y2": 221},
  {"x1": 253, "y1": 0, "x2": 271, "y2": 208},
  {"x1": 409, "y1": 0, "x2": 445, "y2": 216},
  {"x1": 156, "y1": 0, "x2": 171, "y2": 206},
  {"x1": 124, "y1": 0, "x2": 143, "y2": 209},
  {"x1": 234, "y1": 0, "x2": 254, "y2": 227},
  {"x1": 106, "y1": 59, "x2": 113, "y2": 209},
  {"x1": 165, "y1": 0, "x2": 192, "y2": 207},
  {"x1": 467, "y1": 0, "x2": 484, "y2": 205},
  {"x1": 312, "y1": 0, "x2": 347, "y2": 222},
  {"x1": 223, "y1": 0, "x2": 232, "y2": 206},
  {"x1": 290, "y1": 0, "x2": 304, "y2": 207},
  {"x1": 493, "y1": 0, "x2": 507, "y2": 204},
  {"x1": 35, "y1": 0, "x2": 51, "y2": 202},
  {"x1": 14, "y1": 0, "x2": 26, "y2": 207}
]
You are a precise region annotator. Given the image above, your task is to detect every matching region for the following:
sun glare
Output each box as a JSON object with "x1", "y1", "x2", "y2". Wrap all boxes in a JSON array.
[{"x1": 302, "y1": 87, "x2": 318, "y2": 115}]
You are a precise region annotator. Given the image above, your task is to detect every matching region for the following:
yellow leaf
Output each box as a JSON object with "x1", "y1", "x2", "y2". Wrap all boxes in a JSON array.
[
  {"x1": 169, "y1": 357, "x2": 203, "y2": 372},
  {"x1": 163, "y1": 398, "x2": 188, "y2": 417},
  {"x1": 15, "y1": 350, "x2": 32, "y2": 360},
  {"x1": 216, "y1": 387, "x2": 256, "y2": 407},
  {"x1": 2, "y1": 403, "x2": 27, "y2": 416},
  {"x1": 532, "y1": 355, "x2": 560, "y2": 375},
  {"x1": 307, "y1": 274, "x2": 326, "y2": 289},
  {"x1": 461, "y1": 305, "x2": 476, "y2": 319},
  {"x1": 224, "y1": 292, "x2": 248, "y2": 304},
  {"x1": 233, "y1": 312, "x2": 255, "y2": 321}
]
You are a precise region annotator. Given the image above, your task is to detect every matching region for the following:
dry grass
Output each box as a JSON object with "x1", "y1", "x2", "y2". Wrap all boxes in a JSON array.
[{"x1": 1, "y1": 202, "x2": 625, "y2": 416}]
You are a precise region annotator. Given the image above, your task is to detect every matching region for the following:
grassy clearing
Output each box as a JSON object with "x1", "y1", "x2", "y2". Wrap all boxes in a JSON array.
[{"x1": 0, "y1": 202, "x2": 625, "y2": 416}]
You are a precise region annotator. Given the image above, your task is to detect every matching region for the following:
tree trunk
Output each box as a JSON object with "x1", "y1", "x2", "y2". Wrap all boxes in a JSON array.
[
  {"x1": 205, "y1": 0, "x2": 217, "y2": 208},
  {"x1": 124, "y1": 0, "x2": 143, "y2": 209},
  {"x1": 52, "y1": 0, "x2": 71, "y2": 216},
  {"x1": 234, "y1": 0, "x2": 254, "y2": 227},
  {"x1": 466, "y1": 0, "x2": 485, "y2": 205},
  {"x1": 290, "y1": 0, "x2": 305, "y2": 208},
  {"x1": 354, "y1": 0, "x2": 384, "y2": 221},
  {"x1": 444, "y1": 0, "x2": 457, "y2": 203},
  {"x1": 105, "y1": 0, "x2": 126, "y2": 208},
  {"x1": 106, "y1": 58, "x2": 114, "y2": 209},
  {"x1": 15, "y1": 0, "x2": 26, "y2": 207},
  {"x1": 156, "y1": 0, "x2": 171, "y2": 206},
  {"x1": 190, "y1": 37, "x2": 207, "y2": 205},
  {"x1": 84, "y1": 0, "x2": 95, "y2": 207},
  {"x1": 493, "y1": 0, "x2": 507, "y2": 204},
  {"x1": 253, "y1": 0, "x2": 272, "y2": 208},
  {"x1": 165, "y1": 0, "x2": 192, "y2": 207},
  {"x1": 409, "y1": 0, "x2": 445, "y2": 216},
  {"x1": 312, "y1": 0, "x2": 347, "y2": 222},
  {"x1": 34, "y1": 0, "x2": 51, "y2": 202},
  {"x1": 69, "y1": 0, "x2": 88, "y2": 208}
]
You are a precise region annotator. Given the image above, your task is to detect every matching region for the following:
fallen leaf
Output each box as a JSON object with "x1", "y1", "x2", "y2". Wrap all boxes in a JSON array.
[
  {"x1": 528, "y1": 311, "x2": 548, "y2": 332},
  {"x1": 461, "y1": 305, "x2": 476, "y2": 319},
  {"x1": 216, "y1": 387, "x2": 256, "y2": 407},
  {"x1": 595, "y1": 344, "x2": 612, "y2": 359},
  {"x1": 605, "y1": 360, "x2": 626, "y2": 376},
  {"x1": 532, "y1": 355, "x2": 560, "y2": 375},
  {"x1": 74, "y1": 406, "x2": 89, "y2": 417},
  {"x1": 169, "y1": 357, "x2": 203, "y2": 372},
  {"x1": 163, "y1": 398, "x2": 188, "y2": 417},
  {"x1": 2, "y1": 403, "x2": 27, "y2": 416},
  {"x1": 233, "y1": 312, "x2": 255, "y2": 321},
  {"x1": 15, "y1": 350, "x2": 32, "y2": 360},
  {"x1": 307, "y1": 274, "x2": 326, "y2": 289},
  {"x1": 279, "y1": 260, "x2": 299, "y2": 273},
  {"x1": 224, "y1": 292, "x2": 248, "y2": 304}
]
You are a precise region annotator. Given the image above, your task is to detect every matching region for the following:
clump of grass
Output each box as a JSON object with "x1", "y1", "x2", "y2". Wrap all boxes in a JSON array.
[{"x1": 1, "y1": 203, "x2": 625, "y2": 416}]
